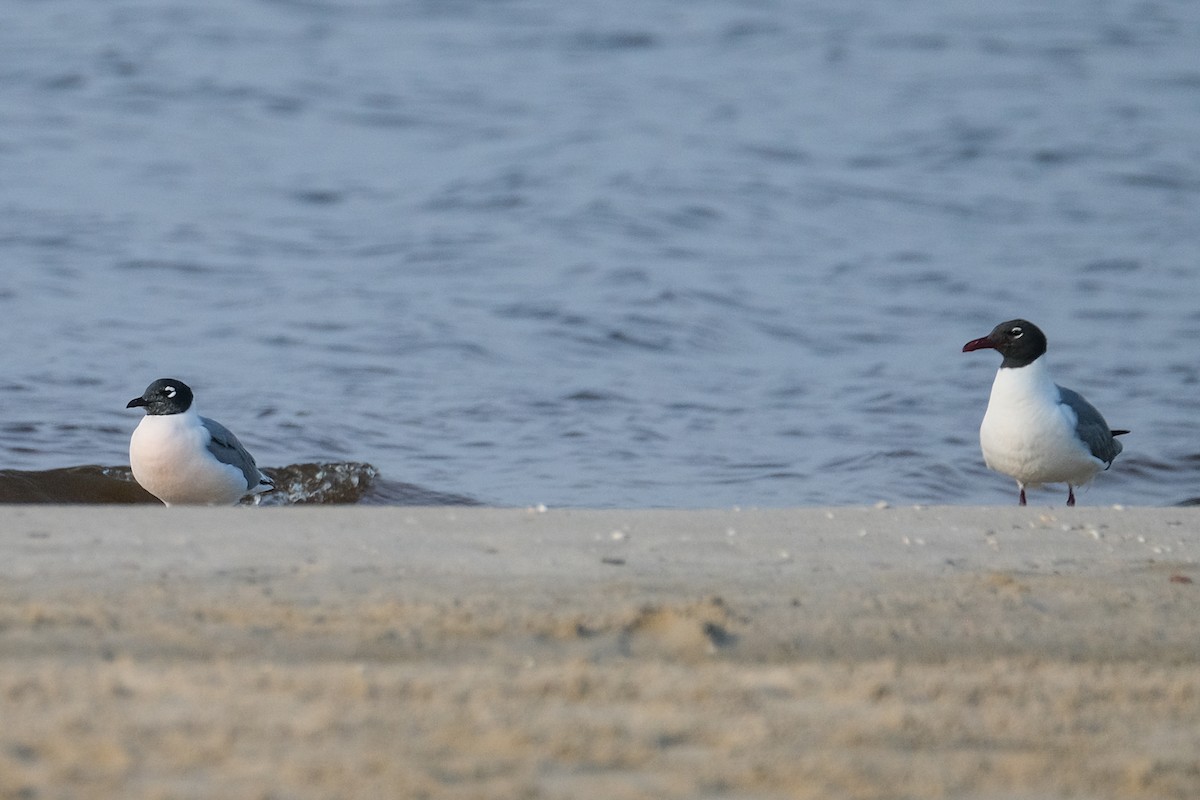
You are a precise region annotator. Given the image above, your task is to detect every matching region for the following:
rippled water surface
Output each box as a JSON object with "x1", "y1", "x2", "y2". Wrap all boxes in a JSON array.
[{"x1": 2, "y1": 0, "x2": 1199, "y2": 506}]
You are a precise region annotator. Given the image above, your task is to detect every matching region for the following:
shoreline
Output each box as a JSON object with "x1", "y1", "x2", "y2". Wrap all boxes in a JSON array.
[{"x1": 2, "y1": 505, "x2": 1198, "y2": 798}]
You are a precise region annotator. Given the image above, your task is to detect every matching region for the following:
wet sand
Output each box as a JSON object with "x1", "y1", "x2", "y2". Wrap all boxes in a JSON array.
[{"x1": 1, "y1": 505, "x2": 1198, "y2": 799}]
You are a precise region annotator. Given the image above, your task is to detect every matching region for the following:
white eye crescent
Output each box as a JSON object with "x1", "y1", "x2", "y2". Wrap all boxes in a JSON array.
[
  {"x1": 1010, "y1": 327, "x2": 1023, "y2": 338},
  {"x1": 165, "y1": 386, "x2": 177, "y2": 398}
]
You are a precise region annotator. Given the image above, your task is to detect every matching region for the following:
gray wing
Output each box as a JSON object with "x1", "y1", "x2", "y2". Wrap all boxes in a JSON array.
[
  {"x1": 1057, "y1": 385, "x2": 1123, "y2": 466},
  {"x1": 200, "y1": 416, "x2": 269, "y2": 490}
]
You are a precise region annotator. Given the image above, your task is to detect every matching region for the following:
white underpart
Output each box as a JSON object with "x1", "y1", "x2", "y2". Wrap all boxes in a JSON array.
[
  {"x1": 129, "y1": 407, "x2": 252, "y2": 506},
  {"x1": 979, "y1": 358, "x2": 1105, "y2": 490}
]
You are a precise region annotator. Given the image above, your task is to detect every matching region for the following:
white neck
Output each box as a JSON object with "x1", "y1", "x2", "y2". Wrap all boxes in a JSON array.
[
  {"x1": 989, "y1": 357, "x2": 1059, "y2": 408},
  {"x1": 141, "y1": 405, "x2": 202, "y2": 428}
]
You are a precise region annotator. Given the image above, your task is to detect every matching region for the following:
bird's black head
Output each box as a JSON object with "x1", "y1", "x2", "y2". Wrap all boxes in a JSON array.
[
  {"x1": 127, "y1": 378, "x2": 194, "y2": 415},
  {"x1": 962, "y1": 319, "x2": 1048, "y2": 368}
]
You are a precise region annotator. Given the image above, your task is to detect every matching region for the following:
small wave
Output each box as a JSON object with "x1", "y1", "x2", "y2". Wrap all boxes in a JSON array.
[
  {"x1": 0, "y1": 465, "x2": 154, "y2": 504},
  {"x1": 257, "y1": 462, "x2": 379, "y2": 505},
  {"x1": 0, "y1": 463, "x2": 478, "y2": 506}
]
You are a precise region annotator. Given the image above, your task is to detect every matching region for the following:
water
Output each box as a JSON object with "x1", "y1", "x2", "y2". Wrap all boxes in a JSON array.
[{"x1": 2, "y1": 0, "x2": 1199, "y2": 507}]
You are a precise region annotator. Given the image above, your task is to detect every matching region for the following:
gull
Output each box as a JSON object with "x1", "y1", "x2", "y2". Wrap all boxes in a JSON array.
[
  {"x1": 127, "y1": 378, "x2": 274, "y2": 506},
  {"x1": 963, "y1": 319, "x2": 1128, "y2": 506}
]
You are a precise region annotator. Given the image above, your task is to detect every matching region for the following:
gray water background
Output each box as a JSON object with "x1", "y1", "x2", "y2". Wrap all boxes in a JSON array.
[{"x1": 2, "y1": 0, "x2": 1199, "y2": 507}]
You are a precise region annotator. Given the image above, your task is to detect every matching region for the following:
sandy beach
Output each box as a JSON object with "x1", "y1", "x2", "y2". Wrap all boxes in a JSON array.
[{"x1": 1, "y1": 505, "x2": 1198, "y2": 799}]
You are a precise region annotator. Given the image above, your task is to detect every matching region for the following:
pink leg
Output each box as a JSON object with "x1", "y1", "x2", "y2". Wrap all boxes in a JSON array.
[
  {"x1": 1067, "y1": 485, "x2": 1076, "y2": 507},
  {"x1": 1018, "y1": 487, "x2": 1027, "y2": 506}
]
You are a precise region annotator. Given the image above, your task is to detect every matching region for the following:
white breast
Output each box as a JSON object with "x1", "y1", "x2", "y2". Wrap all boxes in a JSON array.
[
  {"x1": 979, "y1": 360, "x2": 1105, "y2": 488},
  {"x1": 129, "y1": 410, "x2": 251, "y2": 506}
]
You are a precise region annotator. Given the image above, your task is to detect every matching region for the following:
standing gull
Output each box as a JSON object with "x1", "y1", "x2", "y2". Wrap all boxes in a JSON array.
[
  {"x1": 127, "y1": 378, "x2": 274, "y2": 506},
  {"x1": 962, "y1": 319, "x2": 1128, "y2": 506}
]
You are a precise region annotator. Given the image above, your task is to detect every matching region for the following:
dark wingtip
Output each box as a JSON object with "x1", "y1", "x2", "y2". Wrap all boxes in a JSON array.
[{"x1": 1111, "y1": 429, "x2": 1131, "y2": 437}]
